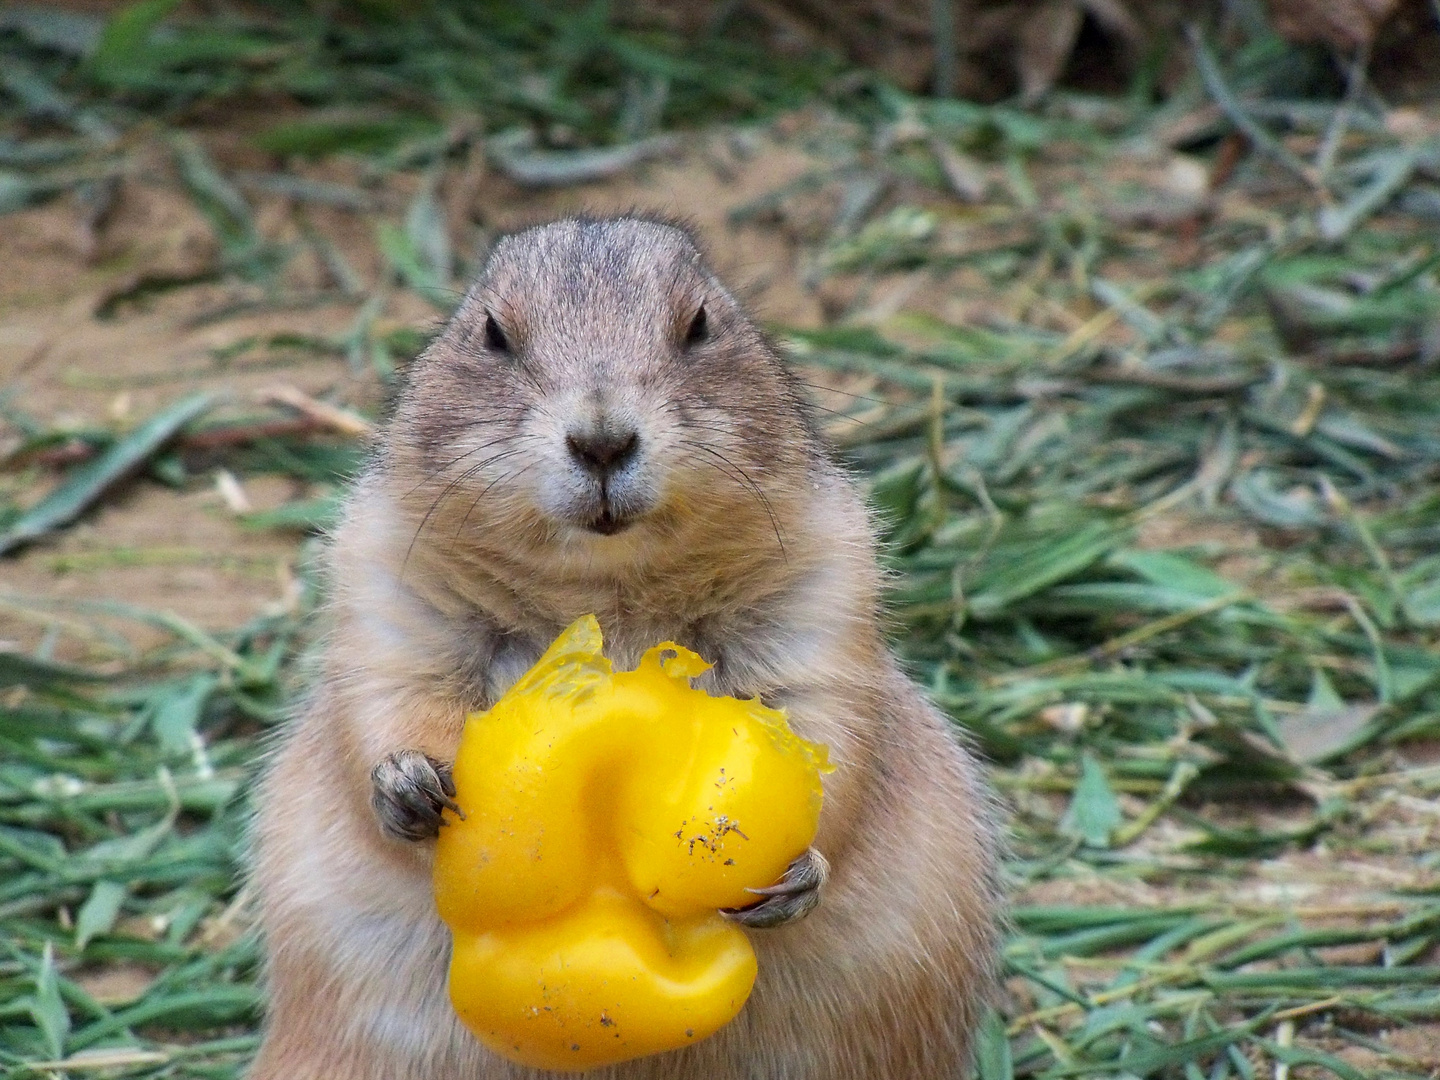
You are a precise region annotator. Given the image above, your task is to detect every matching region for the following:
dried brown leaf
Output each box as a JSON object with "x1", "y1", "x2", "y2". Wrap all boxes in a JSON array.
[
  {"x1": 1275, "y1": 704, "x2": 1380, "y2": 763},
  {"x1": 930, "y1": 138, "x2": 990, "y2": 201},
  {"x1": 1264, "y1": 0, "x2": 1401, "y2": 48},
  {"x1": 256, "y1": 384, "x2": 373, "y2": 437},
  {"x1": 1080, "y1": 0, "x2": 1143, "y2": 50},
  {"x1": 1017, "y1": 0, "x2": 1085, "y2": 102}
]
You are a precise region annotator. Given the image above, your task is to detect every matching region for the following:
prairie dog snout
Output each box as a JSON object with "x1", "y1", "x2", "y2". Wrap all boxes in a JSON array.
[{"x1": 538, "y1": 388, "x2": 656, "y2": 535}]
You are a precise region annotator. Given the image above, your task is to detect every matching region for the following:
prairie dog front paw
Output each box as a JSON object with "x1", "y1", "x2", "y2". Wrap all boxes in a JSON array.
[
  {"x1": 721, "y1": 847, "x2": 829, "y2": 928},
  {"x1": 371, "y1": 750, "x2": 460, "y2": 842}
]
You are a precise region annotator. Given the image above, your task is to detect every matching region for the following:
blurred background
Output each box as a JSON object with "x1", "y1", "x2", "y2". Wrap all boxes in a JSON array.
[{"x1": 4, "y1": 1, "x2": 1440, "y2": 1077}]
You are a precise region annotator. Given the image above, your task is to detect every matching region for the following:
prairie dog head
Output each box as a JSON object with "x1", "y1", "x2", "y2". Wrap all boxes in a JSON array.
[{"x1": 385, "y1": 216, "x2": 819, "y2": 578}]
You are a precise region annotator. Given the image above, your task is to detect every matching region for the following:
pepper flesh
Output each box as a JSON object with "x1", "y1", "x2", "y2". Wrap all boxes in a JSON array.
[{"x1": 433, "y1": 616, "x2": 829, "y2": 1071}]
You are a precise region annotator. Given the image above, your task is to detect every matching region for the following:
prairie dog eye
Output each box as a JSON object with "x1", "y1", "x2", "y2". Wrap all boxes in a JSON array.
[
  {"x1": 484, "y1": 313, "x2": 509, "y2": 354},
  {"x1": 684, "y1": 305, "x2": 708, "y2": 348}
]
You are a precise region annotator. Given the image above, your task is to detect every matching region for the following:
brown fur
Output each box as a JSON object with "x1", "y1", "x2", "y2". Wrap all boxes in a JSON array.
[{"x1": 249, "y1": 216, "x2": 1002, "y2": 1079}]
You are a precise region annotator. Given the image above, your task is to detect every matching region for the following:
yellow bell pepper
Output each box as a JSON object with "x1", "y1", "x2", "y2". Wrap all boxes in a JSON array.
[{"x1": 432, "y1": 616, "x2": 829, "y2": 1071}]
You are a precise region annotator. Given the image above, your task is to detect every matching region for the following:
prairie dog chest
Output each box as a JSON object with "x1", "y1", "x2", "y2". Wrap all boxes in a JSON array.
[{"x1": 465, "y1": 611, "x2": 809, "y2": 709}]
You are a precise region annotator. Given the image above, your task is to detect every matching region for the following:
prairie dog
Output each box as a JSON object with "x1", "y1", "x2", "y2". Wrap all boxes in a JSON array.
[{"x1": 249, "y1": 216, "x2": 1001, "y2": 1079}]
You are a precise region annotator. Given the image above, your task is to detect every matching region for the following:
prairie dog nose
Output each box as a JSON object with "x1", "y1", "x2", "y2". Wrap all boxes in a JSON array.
[{"x1": 565, "y1": 426, "x2": 640, "y2": 480}]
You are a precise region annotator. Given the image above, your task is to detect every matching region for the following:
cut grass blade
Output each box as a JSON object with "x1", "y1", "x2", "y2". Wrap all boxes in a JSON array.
[{"x1": 0, "y1": 393, "x2": 218, "y2": 556}]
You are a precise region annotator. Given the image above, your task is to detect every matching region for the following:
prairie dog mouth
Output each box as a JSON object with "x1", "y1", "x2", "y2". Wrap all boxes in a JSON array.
[{"x1": 586, "y1": 505, "x2": 635, "y2": 535}]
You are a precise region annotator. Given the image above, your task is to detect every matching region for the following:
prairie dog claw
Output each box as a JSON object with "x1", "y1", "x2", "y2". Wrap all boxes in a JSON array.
[
  {"x1": 371, "y1": 750, "x2": 460, "y2": 842},
  {"x1": 721, "y1": 847, "x2": 829, "y2": 928}
]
